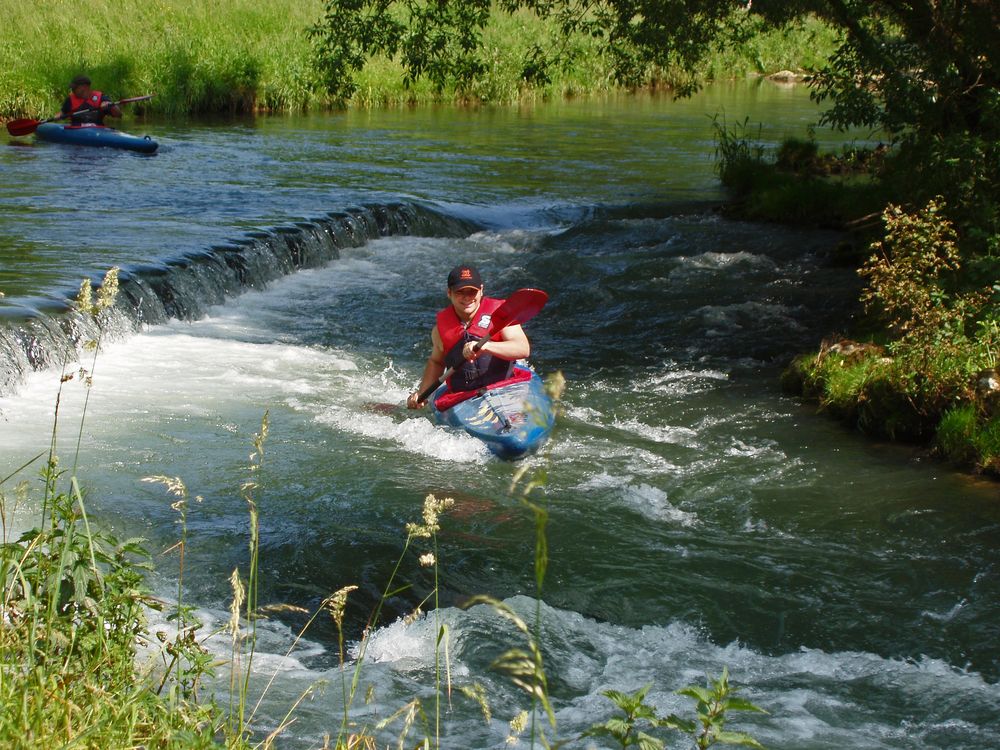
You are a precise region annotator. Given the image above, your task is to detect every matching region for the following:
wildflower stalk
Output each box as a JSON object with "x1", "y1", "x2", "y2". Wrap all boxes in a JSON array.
[
  {"x1": 239, "y1": 411, "x2": 270, "y2": 727},
  {"x1": 336, "y1": 493, "x2": 453, "y2": 747},
  {"x1": 510, "y1": 372, "x2": 564, "y2": 746},
  {"x1": 141, "y1": 474, "x2": 198, "y2": 695},
  {"x1": 337, "y1": 536, "x2": 413, "y2": 744},
  {"x1": 72, "y1": 267, "x2": 120, "y2": 478}
]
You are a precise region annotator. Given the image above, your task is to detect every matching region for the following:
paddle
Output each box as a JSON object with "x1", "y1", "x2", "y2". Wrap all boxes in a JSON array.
[
  {"x1": 414, "y1": 287, "x2": 549, "y2": 405},
  {"x1": 6, "y1": 94, "x2": 156, "y2": 137}
]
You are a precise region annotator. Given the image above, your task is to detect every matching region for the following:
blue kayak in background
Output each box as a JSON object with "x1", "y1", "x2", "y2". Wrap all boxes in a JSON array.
[
  {"x1": 35, "y1": 123, "x2": 158, "y2": 154},
  {"x1": 430, "y1": 367, "x2": 555, "y2": 459}
]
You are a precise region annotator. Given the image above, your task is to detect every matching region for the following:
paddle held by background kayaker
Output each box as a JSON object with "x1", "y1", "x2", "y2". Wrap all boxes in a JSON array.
[
  {"x1": 407, "y1": 264, "x2": 531, "y2": 409},
  {"x1": 57, "y1": 75, "x2": 122, "y2": 125}
]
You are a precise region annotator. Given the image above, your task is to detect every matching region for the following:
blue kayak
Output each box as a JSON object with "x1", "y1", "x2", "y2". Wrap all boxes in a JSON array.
[
  {"x1": 35, "y1": 123, "x2": 158, "y2": 154},
  {"x1": 430, "y1": 367, "x2": 555, "y2": 459}
]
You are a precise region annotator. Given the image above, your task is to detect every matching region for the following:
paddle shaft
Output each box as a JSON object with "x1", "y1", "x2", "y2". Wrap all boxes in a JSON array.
[
  {"x1": 416, "y1": 330, "x2": 495, "y2": 404},
  {"x1": 65, "y1": 94, "x2": 155, "y2": 117}
]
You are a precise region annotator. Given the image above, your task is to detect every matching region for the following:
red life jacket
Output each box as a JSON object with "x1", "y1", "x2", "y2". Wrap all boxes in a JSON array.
[
  {"x1": 436, "y1": 297, "x2": 513, "y2": 392},
  {"x1": 68, "y1": 90, "x2": 105, "y2": 123}
]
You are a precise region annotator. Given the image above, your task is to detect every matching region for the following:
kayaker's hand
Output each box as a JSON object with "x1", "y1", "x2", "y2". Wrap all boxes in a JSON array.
[
  {"x1": 407, "y1": 391, "x2": 426, "y2": 410},
  {"x1": 462, "y1": 341, "x2": 482, "y2": 360}
]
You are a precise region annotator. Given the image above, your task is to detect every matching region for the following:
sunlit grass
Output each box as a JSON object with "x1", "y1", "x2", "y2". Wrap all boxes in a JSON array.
[
  {"x1": 2, "y1": 1, "x2": 838, "y2": 117},
  {"x1": 937, "y1": 404, "x2": 1000, "y2": 473},
  {"x1": 1, "y1": 0, "x2": 330, "y2": 117}
]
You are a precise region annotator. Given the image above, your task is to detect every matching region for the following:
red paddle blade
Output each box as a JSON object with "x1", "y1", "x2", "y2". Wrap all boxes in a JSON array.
[
  {"x1": 488, "y1": 288, "x2": 549, "y2": 332},
  {"x1": 6, "y1": 118, "x2": 41, "y2": 137}
]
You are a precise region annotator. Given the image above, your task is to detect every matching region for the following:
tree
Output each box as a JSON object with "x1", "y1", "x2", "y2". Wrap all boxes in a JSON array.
[
  {"x1": 802, "y1": 0, "x2": 999, "y2": 248},
  {"x1": 309, "y1": 1, "x2": 758, "y2": 102},
  {"x1": 311, "y1": 1, "x2": 998, "y2": 133},
  {"x1": 310, "y1": 0, "x2": 999, "y2": 246}
]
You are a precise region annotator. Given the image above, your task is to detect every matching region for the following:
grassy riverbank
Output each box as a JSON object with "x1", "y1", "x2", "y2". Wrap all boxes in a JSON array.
[
  {"x1": 714, "y1": 122, "x2": 1000, "y2": 476},
  {"x1": 1, "y1": 0, "x2": 836, "y2": 117}
]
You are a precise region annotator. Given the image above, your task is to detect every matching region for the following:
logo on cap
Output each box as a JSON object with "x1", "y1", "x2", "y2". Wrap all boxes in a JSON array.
[{"x1": 448, "y1": 264, "x2": 483, "y2": 289}]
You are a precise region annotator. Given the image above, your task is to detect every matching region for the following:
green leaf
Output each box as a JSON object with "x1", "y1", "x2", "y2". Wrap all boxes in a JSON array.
[
  {"x1": 658, "y1": 714, "x2": 697, "y2": 734},
  {"x1": 714, "y1": 730, "x2": 765, "y2": 748},
  {"x1": 636, "y1": 731, "x2": 665, "y2": 750},
  {"x1": 723, "y1": 697, "x2": 768, "y2": 714},
  {"x1": 584, "y1": 718, "x2": 631, "y2": 738},
  {"x1": 603, "y1": 688, "x2": 632, "y2": 708},
  {"x1": 603, "y1": 683, "x2": 653, "y2": 714},
  {"x1": 677, "y1": 685, "x2": 714, "y2": 704}
]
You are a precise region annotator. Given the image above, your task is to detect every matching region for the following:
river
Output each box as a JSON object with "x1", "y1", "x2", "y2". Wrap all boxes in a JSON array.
[{"x1": 1, "y1": 82, "x2": 998, "y2": 749}]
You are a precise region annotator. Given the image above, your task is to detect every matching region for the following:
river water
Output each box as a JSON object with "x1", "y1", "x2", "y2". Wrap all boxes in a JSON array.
[{"x1": 1, "y1": 82, "x2": 999, "y2": 749}]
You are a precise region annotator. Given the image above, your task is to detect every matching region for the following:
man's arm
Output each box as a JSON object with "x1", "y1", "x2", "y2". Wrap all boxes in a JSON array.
[
  {"x1": 462, "y1": 323, "x2": 529, "y2": 362},
  {"x1": 407, "y1": 326, "x2": 446, "y2": 409},
  {"x1": 101, "y1": 95, "x2": 122, "y2": 118}
]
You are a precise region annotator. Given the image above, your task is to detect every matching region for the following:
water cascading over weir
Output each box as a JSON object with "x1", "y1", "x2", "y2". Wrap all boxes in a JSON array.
[{"x1": 0, "y1": 202, "x2": 475, "y2": 397}]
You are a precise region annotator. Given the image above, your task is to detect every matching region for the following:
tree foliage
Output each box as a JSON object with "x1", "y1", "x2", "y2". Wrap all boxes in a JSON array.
[
  {"x1": 804, "y1": 0, "x2": 1000, "y2": 245},
  {"x1": 311, "y1": 0, "x2": 998, "y2": 130},
  {"x1": 806, "y1": 0, "x2": 999, "y2": 137},
  {"x1": 310, "y1": 1, "x2": 758, "y2": 101},
  {"x1": 311, "y1": 0, "x2": 999, "y2": 244}
]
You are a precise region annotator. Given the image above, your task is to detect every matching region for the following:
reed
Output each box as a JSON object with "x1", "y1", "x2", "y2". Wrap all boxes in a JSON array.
[{"x1": 0, "y1": 270, "x2": 230, "y2": 749}]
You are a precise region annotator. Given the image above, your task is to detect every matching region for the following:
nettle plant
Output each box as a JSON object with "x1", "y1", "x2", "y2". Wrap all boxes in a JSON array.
[
  {"x1": 860, "y1": 198, "x2": 995, "y2": 398},
  {"x1": 585, "y1": 669, "x2": 766, "y2": 750}
]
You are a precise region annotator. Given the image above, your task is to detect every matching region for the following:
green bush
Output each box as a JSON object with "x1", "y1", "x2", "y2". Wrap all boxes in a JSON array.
[{"x1": 937, "y1": 405, "x2": 1000, "y2": 474}]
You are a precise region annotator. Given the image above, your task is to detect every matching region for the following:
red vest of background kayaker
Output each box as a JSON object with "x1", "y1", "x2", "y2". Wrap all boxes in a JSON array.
[{"x1": 68, "y1": 90, "x2": 105, "y2": 124}]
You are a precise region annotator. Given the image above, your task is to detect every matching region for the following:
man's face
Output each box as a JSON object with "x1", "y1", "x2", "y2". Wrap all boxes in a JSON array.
[
  {"x1": 448, "y1": 286, "x2": 483, "y2": 320},
  {"x1": 72, "y1": 84, "x2": 92, "y2": 99}
]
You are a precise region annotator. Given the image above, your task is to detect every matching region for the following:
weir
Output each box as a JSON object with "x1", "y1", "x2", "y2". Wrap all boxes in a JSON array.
[{"x1": 0, "y1": 202, "x2": 475, "y2": 397}]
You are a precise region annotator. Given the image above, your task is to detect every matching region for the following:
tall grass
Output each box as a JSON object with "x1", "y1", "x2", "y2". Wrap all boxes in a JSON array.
[
  {"x1": 2, "y1": 0, "x2": 838, "y2": 117},
  {"x1": 700, "y1": 15, "x2": 840, "y2": 80},
  {"x1": 0, "y1": 269, "x2": 230, "y2": 749},
  {"x1": 1, "y1": 0, "x2": 331, "y2": 117}
]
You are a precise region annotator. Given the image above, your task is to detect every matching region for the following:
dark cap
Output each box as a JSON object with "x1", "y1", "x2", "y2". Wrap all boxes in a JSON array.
[
  {"x1": 70, "y1": 75, "x2": 91, "y2": 88},
  {"x1": 447, "y1": 264, "x2": 483, "y2": 290}
]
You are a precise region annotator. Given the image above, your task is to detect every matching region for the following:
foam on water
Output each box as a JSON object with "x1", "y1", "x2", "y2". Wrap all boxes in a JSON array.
[
  {"x1": 313, "y1": 404, "x2": 489, "y2": 463},
  {"x1": 609, "y1": 416, "x2": 701, "y2": 448},
  {"x1": 695, "y1": 300, "x2": 807, "y2": 336},
  {"x1": 171, "y1": 595, "x2": 1000, "y2": 749},
  {"x1": 633, "y1": 366, "x2": 730, "y2": 397},
  {"x1": 669, "y1": 250, "x2": 779, "y2": 278},
  {"x1": 620, "y1": 482, "x2": 699, "y2": 526}
]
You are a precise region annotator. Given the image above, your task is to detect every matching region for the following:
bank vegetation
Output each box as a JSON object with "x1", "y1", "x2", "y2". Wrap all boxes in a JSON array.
[{"x1": 1, "y1": 0, "x2": 835, "y2": 118}]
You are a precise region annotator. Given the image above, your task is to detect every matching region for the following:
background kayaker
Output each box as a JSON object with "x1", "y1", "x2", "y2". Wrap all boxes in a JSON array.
[
  {"x1": 407, "y1": 264, "x2": 530, "y2": 409},
  {"x1": 57, "y1": 75, "x2": 122, "y2": 125}
]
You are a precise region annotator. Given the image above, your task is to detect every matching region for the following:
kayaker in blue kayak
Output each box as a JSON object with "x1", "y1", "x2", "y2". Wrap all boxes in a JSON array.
[
  {"x1": 57, "y1": 75, "x2": 122, "y2": 125},
  {"x1": 407, "y1": 264, "x2": 531, "y2": 409}
]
